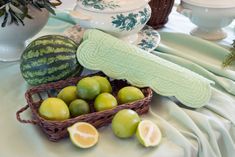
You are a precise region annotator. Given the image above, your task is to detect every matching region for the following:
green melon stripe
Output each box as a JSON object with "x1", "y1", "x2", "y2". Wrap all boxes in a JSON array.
[
  {"x1": 22, "y1": 46, "x2": 76, "y2": 60},
  {"x1": 36, "y1": 35, "x2": 77, "y2": 45},
  {"x1": 21, "y1": 54, "x2": 76, "y2": 71},
  {"x1": 71, "y1": 66, "x2": 84, "y2": 76},
  {"x1": 22, "y1": 61, "x2": 78, "y2": 78},
  {"x1": 25, "y1": 42, "x2": 76, "y2": 52},
  {"x1": 23, "y1": 59, "x2": 79, "y2": 77},
  {"x1": 25, "y1": 65, "x2": 83, "y2": 85},
  {"x1": 25, "y1": 68, "x2": 77, "y2": 85},
  {"x1": 29, "y1": 36, "x2": 77, "y2": 48},
  {"x1": 28, "y1": 40, "x2": 77, "y2": 50}
]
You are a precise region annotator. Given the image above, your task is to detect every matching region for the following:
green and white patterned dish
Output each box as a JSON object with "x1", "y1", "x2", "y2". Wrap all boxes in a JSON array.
[
  {"x1": 79, "y1": 0, "x2": 150, "y2": 13},
  {"x1": 68, "y1": 0, "x2": 151, "y2": 44},
  {"x1": 136, "y1": 26, "x2": 160, "y2": 52},
  {"x1": 111, "y1": 8, "x2": 150, "y2": 31},
  {"x1": 81, "y1": 0, "x2": 120, "y2": 10},
  {"x1": 63, "y1": 25, "x2": 160, "y2": 52}
]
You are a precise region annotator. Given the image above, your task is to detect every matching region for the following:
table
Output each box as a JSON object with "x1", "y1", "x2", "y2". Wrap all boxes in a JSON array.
[{"x1": 1, "y1": 1, "x2": 235, "y2": 157}]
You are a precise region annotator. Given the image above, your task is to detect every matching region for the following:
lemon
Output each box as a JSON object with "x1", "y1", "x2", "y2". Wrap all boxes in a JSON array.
[
  {"x1": 69, "y1": 99, "x2": 90, "y2": 117},
  {"x1": 57, "y1": 86, "x2": 78, "y2": 105},
  {"x1": 77, "y1": 77, "x2": 101, "y2": 100},
  {"x1": 92, "y1": 76, "x2": 112, "y2": 93},
  {"x1": 136, "y1": 120, "x2": 162, "y2": 147},
  {"x1": 94, "y1": 93, "x2": 117, "y2": 111},
  {"x1": 39, "y1": 98, "x2": 70, "y2": 121},
  {"x1": 117, "y1": 86, "x2": 144, "y2": 104},
  {"x1": 68, "y1": 122, "x2": 99, "y2": 148},
  {"x1": 111, "y1": 109, "x2": 141, "y2": 138}
]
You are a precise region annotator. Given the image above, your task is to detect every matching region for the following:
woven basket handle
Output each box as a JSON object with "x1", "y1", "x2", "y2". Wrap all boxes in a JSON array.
[{"x1": 16, "y1": 105, "x2": 38, "y2": 125}]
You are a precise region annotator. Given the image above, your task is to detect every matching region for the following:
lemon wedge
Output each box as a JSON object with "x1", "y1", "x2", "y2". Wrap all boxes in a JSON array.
[
  {"x1": 68, "y1": 122, "x2": 99, "y2": 148},
  {"x1": 136, "y1": 120, "x2": 162, "y2": 147}
]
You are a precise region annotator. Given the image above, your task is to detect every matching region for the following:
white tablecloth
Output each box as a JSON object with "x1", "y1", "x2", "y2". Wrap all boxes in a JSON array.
[{"x1": 1, "y1": 1, "x2": 235, "y2": 157}]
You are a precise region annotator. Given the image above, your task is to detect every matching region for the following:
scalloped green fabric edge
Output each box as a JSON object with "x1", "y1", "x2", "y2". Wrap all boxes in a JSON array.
[{"x1": 77, "y1": 29, "x2": 213, "y2": 108}]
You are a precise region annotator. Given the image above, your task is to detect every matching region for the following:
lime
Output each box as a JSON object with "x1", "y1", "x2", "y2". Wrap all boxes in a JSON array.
[
  {"x1": 69, "y1": 99, "x2": 90, "y2": 117},
  {"x1": 136, "y1": 120, "x2": 162, "y2": 147},
  {"x1": 39, "y1": 98, "x2": 70, "y2": 121},
  {"x1": 92, "y1": 76, "x2": 112, "y2": 93},
  {"x1": 94, "y1": 93, "x2": 117, "y2": 111},
  {"x1": 117, "y1": 86, "x2": 144, "y2": 104},
  {"x1": 111, "y1": 109, "x2": 141, "y2": 138},
  {"x1": 57, "y1": 86, "x2": 78, "y2": 105},
  {"x1": 68, "y1": 122, "x2": 99, "y2": 148},
  {"x1": 77, "y1": 77, "x2": 100, "y2": 100}
]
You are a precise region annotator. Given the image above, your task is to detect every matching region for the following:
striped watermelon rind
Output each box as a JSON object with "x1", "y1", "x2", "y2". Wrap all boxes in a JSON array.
[{"x1": 20, "y1": 35, "x2": 83, "y2": 86}]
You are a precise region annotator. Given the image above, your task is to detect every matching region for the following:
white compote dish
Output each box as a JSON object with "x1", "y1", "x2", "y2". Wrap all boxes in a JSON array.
[
  {"x1": 177, "y1": 0, "x2": 235, "y2": 40},
  {"x1": 69, "y1": 0, "x2": 152, "y2": 43}
]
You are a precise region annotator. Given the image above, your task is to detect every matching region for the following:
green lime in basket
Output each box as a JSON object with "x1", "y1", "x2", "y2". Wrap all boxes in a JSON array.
[
  {"x1": 77, "y1": 77, "x2": 101, "y2": 100},
  {"x1": 57, "y1": 86, "x2": 78, "y2": 105},
  {"x1": 117, "y1": 86, "x2": 144, "y2": 104},
  {"x1": 69, "y1": 99, "x2": 90, "y2": 117},
  {"x1": 39, "y1": 98, "x2": 70, "y2": 121},
  {"x1": 94, "y1": 93, "x2": 117, "y2": 111},
  {"x1": 92, "y1": 76, "x2": 112, "y2": 93}
]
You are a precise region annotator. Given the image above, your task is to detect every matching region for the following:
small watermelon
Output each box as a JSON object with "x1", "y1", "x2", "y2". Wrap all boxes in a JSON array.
[{"x1": 20, "y1": 35, "x2": 83, "y2": 86}]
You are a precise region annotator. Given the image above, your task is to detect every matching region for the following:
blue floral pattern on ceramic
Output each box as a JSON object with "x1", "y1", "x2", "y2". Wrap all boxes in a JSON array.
[
  {"x1": 139, "y1": 8, "x2": 151, "y2": 25},
  {"x1": 81, "y1": 0, "x2": 120, "y2": 10},
  {"x1": 111, "y1": 13, "x2": 139, "y2": 31},
  {"x1": 111, "y1": 7, "x2": 150, "y2": 31},
  {"x1": 137, "y1": 26, "x2": 160, "y2": 51}
]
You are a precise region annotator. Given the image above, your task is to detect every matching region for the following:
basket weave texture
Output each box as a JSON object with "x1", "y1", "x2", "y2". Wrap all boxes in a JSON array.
[
  {"x1": 16, "y1": 73, "x2": 153, "y2": 142},
  {"x1": 147, "y1": 0, "x2": 175, "y2": 29}
]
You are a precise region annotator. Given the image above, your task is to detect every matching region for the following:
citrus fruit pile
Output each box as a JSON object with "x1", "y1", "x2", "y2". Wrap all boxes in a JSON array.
[
  {"x1": 38, "y1": 75, "x2": 145, "y2": 121},
  {"x1": 37, "y1": 75, "x2": 161, "y2": 149}
]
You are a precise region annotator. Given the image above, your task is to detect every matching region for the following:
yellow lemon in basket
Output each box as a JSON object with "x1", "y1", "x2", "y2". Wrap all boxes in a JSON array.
[
  {"x1": 117, "y1": 86, "x2": 144, "y2": 104},
  {"x1": 112, "y1": 109, "x2": 141, "y2": 138},
  {"x1": 69, "y1": 99, "x2": 90, "y2": 117},
  {"x1": 136, "y1": 120, "x2": 162, "y2": 147},
  {"x1": 57, "y1": 86, "x2": 78, "y2": 105},
  {"x1": 77, "y1": 77, "x2": 101, "y2": 100},
  {"x1": 94, "y1": 93, "x2": 117, "y2": 111},
  {"x1": 68, "y1": 122, "x2": 99, "y2": 148},
  {"x1": 39, "y1": 98, "x2": 70, "y2": 121},
  {"x1": 92, "y1": 76, "x2": 112, "y2": 93}
]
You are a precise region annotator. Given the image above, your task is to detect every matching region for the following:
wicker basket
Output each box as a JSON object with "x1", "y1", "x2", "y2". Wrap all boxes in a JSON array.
[
  {"x1": 16, "y1": 73, "x2": 153, "y2": 142},
  {"x1": 147, "y1": 0, "x2": 175, "y2": 29}
]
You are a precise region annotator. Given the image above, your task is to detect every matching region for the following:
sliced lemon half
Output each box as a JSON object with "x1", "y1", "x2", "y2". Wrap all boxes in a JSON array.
[
  {"x1": 68, "y1": 122, "x2": 99, "y2": 148},
  {"x1": 136, "y1": 120, "x2": 162, "y2": 147}
]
